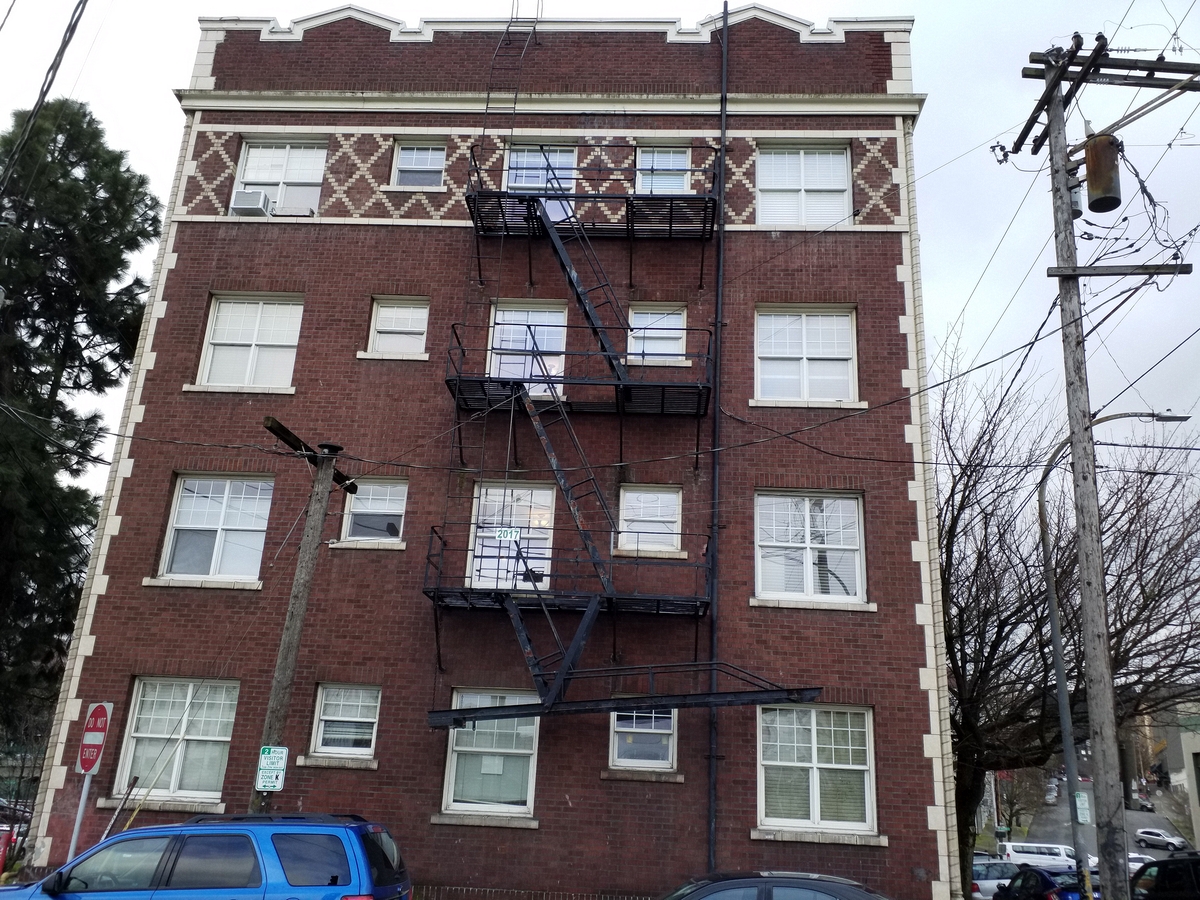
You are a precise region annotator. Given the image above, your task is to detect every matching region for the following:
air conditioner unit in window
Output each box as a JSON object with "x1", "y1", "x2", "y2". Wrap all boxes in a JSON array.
[{"x1": 230, "y1": 190, "x2": 271, "y2": 217}]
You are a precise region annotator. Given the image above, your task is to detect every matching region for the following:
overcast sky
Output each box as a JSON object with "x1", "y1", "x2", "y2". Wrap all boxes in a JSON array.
[{"x1": 2, "y1": 0, "x2": 1199, "y2": 493}]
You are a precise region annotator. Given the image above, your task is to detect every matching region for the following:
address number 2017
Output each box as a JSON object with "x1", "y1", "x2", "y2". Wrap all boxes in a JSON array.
[{"x1": 495, "y1": 527, "x2": 522, "y2": 542}]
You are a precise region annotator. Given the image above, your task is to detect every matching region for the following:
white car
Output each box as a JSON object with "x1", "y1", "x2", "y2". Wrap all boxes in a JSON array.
[
  {"x1": 1127, "y1": 853, "x2": 1156, "y2": 875},
  {"x1": 971, "y1": 861, "x2": 1021, "y2": 900},
  {"x1": 1136, "y1": 828, "x2": 1189, "y2": 851}
]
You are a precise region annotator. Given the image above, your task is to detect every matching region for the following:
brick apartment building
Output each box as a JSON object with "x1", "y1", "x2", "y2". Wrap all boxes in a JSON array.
[{"x1": 30, "y1": 6, "x2": 958, "y2": 900}]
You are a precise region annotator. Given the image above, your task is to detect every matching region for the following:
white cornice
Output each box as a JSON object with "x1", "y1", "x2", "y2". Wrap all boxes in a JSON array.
[
  {"x1": 196, "y1": 3, "x2": 913, "y2": 44},
  {"x1": 175, "y1": 90, "x2": 925, "y2": 117}
]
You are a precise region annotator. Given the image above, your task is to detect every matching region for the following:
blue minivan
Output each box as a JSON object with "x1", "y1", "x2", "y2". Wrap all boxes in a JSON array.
[{"x1": 0, "y1": 814, "x2": 411, "y2": 900}]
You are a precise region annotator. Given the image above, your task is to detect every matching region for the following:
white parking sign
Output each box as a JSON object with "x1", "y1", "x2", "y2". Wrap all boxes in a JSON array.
[{"x1": 255, "y1": 746, "x2": 288, "y2": 792}]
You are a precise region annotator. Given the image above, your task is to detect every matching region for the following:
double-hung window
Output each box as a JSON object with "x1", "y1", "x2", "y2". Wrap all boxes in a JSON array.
[
  {"x1": 757, "y1": 148, "x2": 850, "y2": 228},
  {"x1": 755, "y1": 494, "x2": 863, "y2": 602},
  {"x1": 610, "y1": 708, "x2": 676, "y2": 770},
  {"x1": 117, "y1": 678, "x2": 240, "y2": 800},
  {"x1": 393, "y1": 146, "x2": 446, "y2": 188},
  {"x1": 508, "y1": 146, "x2": 575, "y2": 221},
  {"x1": 637, "y1": 148, "x2": 689, "y2": 194},
  {"x1": 163, "y1": 477, "x2": 273, "y2": 580},
  {"x1": 628, "y1": 306, "x2": 687, "y2": 365},
  {"x1": 236, "y1": 142, "x2": 326, "y2": 214},
  {"x1": 341, "y1": 479, "x2": 407, "y2": 543},
  {"x1": 365, "y1": 299, "x2": 429, "y2": 358},
  {"x1": 470, "y1": 484, "x2": 555, "y2": 589},
  {"x1": 618, "y1": 486, "x2": 682, "y2": 553},
  {"x1": 443, "y1": 691, "x2": 539, "y2": 815},
  {"x1": 311, "y1": 684, "x2": 381, "y2": 758},
  {"x1": 759, "y1": 705, "x2": 874, "y2": 832},
  {"x1": 755, "y1": 310, "x2": 855, "y2": 402},
  {"x1": 200, "y1": 297, "x2": 303, "y2": 389},
  {"x1": 489, "y1": 305, "x2": 567, "y2": 396}
]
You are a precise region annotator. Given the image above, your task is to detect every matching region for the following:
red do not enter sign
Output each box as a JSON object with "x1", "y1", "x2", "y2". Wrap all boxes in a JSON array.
[{"x1": 76, "y1": 702, "x2": 114, "y2": 775}]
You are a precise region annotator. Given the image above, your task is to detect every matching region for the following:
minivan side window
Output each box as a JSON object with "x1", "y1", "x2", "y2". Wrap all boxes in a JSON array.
[
  {"x1": 65, "y1": 837, "x2": 171, "y2": 892},
  {"x1": 272, "y1": 833, "x2": 352, "y2": 887},
  {"x1": 166, "y1": 834, "x2": 262, "y2": 889}
]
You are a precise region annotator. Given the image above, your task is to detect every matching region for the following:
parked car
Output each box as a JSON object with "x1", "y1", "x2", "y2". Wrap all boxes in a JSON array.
[
  {"x1": 1131, "y1": 851, "x2": 1200, "y2": 899},
  {"x1": 1137, "y1": 829, "x2": 1190, "y2": 852},
  {"x1": 658, "y1": 872, "x2": 895, "y2": 900},
  {"x1": 994, "y1": 867, "x2": 1101, "y2": 900},
  {"x1": 0, "y1": 813, "x2": 409, "y2": 898},
  {"x1": 1129, "y1": 854, "x2": 1158, "y2": 875},
  {"x1": 998, "y1": 842, "x2": 1098, "y2": 869},
  {"x1": 972, "y1": 861, "x2": 1021, "y2": 899}
]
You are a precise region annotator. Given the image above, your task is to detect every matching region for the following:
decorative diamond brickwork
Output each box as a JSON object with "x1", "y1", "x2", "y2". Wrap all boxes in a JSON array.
[
  {"x1": 852, "y1": 137, "x2": 898, "y2": 225},
  {"x1": 183, "y1": 131, "x2": 239, "y2": 215}
]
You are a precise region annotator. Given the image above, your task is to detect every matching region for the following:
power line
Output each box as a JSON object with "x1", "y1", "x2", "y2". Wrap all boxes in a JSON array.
[{"x1": 0, "y1": 0, "x2": 16, "y2": 36}]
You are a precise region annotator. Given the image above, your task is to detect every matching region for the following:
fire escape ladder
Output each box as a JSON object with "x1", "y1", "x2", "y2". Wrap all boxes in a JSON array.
[{"x1": 479, "y1": 17, "x2": 538, "y2": 151}]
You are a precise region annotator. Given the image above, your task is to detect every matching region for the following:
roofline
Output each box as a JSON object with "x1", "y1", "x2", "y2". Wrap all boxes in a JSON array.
[{"x1": 196, "y1": 3, "x2": 914, "y2": 44}]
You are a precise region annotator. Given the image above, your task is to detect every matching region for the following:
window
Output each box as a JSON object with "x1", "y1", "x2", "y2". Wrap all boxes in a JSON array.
[
  {"x1": 117, "y1": 678, "x2": 240, "y2": 800},
  {"x1": 755, "y1": 310, "x2": 855, "y2": 402},
  {"x1": 393, "y1": 145, "x2": 446, "y2": 187},
  {"x1": 470, "y1": 484, "x2": 555, "y2": 590},
  {"x1": 368, "y1": 299, "x2": 428, "y2": 357},
  {"x1": 757, "y1": 148, "x2": 849, "y2": 227},
  {"x1": 312, "y1": 684, "x2": 381, "y2": 757},
  {"x1": 489, "y1": 305, "x2": 567, "y2": 396},
  {"x1": 628, "y1": 306, "x2": 687, "y2": 364},
  {"x1": 163, "y1": 477, "x2": 273, "y2": 580},
  {"x1": 236, "y1": 142, "x2": 326, "y2": 214},
  {"x1": 759, "y1": 705, "x2": 874, "y2": 831},
  {"x1": 272, "y1": 834, "x2": 352, "y2": 886},
  {"x1": 443, "y1": 691, "x2": 539, "y2": 815},
  {"x1": 64, "y1": 836, "x2": 171, "y2": 892},
  {"x1": 618, "y1": 486, "x2": 682, "y2": 553},
  {"x1": 200, "y1": 297, "x2": 303, "y2": 388},
  {"x1": 166, "y1": 835, "x2": 262, "y2": 889},
  {"x1": 610, "y1": 708, "x2": 676, "y2": 770},
  {"x1": 637, "y1": 148, "x2": 690, "y2": 194},
  {"x1": 755, "y1": 494, "x2": 862, "y2": 602},
  {"x1": 508, "y1": 146, "x2": 575, "y2": 220},
  {"x1": 341, "y1": 480, "x2": 407, "y2": 542}
]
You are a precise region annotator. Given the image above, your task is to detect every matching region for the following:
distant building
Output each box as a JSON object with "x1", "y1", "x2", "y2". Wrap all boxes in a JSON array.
[{"x1": 31, "y1": 7, "x2": 957, "y2": 900}]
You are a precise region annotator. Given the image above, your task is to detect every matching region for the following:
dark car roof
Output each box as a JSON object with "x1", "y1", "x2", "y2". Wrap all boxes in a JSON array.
[{"x1": 693, "y1": 873, "x2": 868, "y2": 889}]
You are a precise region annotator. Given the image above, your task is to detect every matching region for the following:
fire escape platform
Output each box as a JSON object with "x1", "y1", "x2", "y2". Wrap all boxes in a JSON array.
[
  {"x1": 446, "y1": 376, "x2": 711, "y2": 416},
  {"x1": 466, "y1": 190, "x2": 718, "y2": 240},
  {"x1": 422, "y1": 585, "x2": 710, "y2": 616}
]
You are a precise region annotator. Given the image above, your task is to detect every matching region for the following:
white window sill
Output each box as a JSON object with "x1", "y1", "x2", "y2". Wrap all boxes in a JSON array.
[
  {"x1": 382, "y1": 184, "x2": 448, "y2": 193},
  {"x1": 328, "y1": 540, "x2": 407, "y2": 551},
  {"x1": 750, "y1": 597, "x2": 876, "y2": 612},
  {"x1": 601, "y1": 769, "x2": 684, "y2": 783},
  {"x1": 356, "y1": 351, "x2": 430, "y2": 361},
  {"x1": 183, "y1": 384, "x2": 296, "y2": 395},
  {"x1": 430, "y1": 813, "x2": 538, "y2": 829},
  {"x1": 143, "y1": 576, "x2": 263, "y2": 591},
  {"x1": 749, "y1": 399, "x2": 866, "y2": 408},
  {"x1": 296, "y1": 754, "x2": 379, "y2": 770},
  {"x1": 96, "y1": 797, "x2": 225, "y2": 814},
  {"x1": 625, "y1": 358, "x2": 692, "y2": 368},
  {"x1": 613, "y1": 547, "x2": 687, "y2": 559},
  {"x1": 751, "y1": 828, "x2": 887, "y2": 846}
]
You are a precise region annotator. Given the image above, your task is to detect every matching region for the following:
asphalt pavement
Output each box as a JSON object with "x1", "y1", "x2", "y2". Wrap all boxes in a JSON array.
[{"x1": 1024, "y1": 782, "x2": 1190, "y2": 864}]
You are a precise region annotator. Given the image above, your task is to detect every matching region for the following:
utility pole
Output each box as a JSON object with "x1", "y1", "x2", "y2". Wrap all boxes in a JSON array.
[
  {"x1": 250, "y1": 420, "x2": 354, "y2": 813},
  {"x1": 1009, "y1": 35, "x2": 1196, "y2": 900}
]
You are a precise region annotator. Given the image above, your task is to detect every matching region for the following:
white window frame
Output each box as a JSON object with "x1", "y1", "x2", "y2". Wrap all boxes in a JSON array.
[
  {"x1": 234, "y1": 141, "x2": 327, "y2": 215},
  {"x1": 507, "y1": 146, "x2": 576, "y2": 221},
  {"x1": 754, "y1": 493, "x2": 865, "y2": 604},
  {"x1": 309, "y1": 683, "x2": 382, "y2": 759},
  {"x1": 466, "y1": 481, "x2": 556, "y2": 590},
  {"x1": 609, "y1": 707, "x2": 677, "y2": 771},
  {"x1": 753, "y1": 307, "x2": 858, "y2": 405},
  {"x1": 636, "y1": 147, "x2": 691, "y2": 194},
  {"x1": 391, "y1": 145, "x2": 447, "y2": 190},
  {"x1": 160, "y1": 476, "x2": 274, "y2": 582},
  {"x1": 114, "y1": 677, "x2": 240, "y2": 802},
  {"x1": 442, "y1": 690, "x2": 540, "y2": 817},
  {"x1": 627, "y1": 304, "x2": 689, "y2": 367},
  {"x1": 195, "y1": 295, "x2": 304, "y2": 391},
  {"x1": 359, "y1": 297, "x2": 429, "y2": 361},
  {"x1": 487, "y1": 302, "x2": 568, "y2": 397},
  {"x1": 757, "y1": 704, "x2": 876, "y2": 833},
  {"x1": 617, "y1": 485, "x2": 683, "y2": 555},
  {"x1": 335, "y1": 478, "x2": 408, "y2": 549},
  {"x1": 755, "y1": 147, "x2": 851, "y2": 229}
]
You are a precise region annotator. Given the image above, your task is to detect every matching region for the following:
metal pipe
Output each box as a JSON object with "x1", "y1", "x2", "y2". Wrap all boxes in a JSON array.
[{"x1": 707, "y1": 0, "x2": 729, "y2": 875}]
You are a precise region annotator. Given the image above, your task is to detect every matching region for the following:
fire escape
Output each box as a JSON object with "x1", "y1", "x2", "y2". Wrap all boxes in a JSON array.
[{"x1": 423, "y1": 15, "x2": 819, "y2": 727}]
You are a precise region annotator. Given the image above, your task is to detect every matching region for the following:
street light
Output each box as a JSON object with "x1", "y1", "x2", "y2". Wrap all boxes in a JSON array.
[{"x1": 1038, "y1": 411, "x2": 1190, "y2": 892}]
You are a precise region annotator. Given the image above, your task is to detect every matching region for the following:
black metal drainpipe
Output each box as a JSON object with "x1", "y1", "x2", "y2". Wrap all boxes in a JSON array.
[{"x1": 707, "y1": 0, "x2": 729, "y2": 875}]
